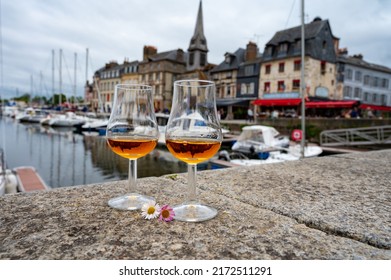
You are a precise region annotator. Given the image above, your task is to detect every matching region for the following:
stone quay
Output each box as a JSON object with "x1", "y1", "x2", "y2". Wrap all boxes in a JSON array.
[{"x1": 0, "y1": 150, "x2": 390, "y2": 259}]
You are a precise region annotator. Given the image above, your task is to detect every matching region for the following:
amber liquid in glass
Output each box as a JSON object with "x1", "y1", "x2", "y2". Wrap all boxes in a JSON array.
[
  {"x1": 107, "y1": 138, "x2": 157, "y2": 159},
  {"x1": 166, "y1": 138, "x2": 221, "y2": 164}
]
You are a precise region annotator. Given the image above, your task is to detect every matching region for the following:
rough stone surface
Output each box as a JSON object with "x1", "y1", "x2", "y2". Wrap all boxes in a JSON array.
[{"x1": 0, "y1": 150, "x2": 390, "y2": 260}]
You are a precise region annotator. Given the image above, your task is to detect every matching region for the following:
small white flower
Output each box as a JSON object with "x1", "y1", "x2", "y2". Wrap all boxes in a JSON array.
[{"x1": 141, "y1": 201, "x2": 161, "y2": 220}]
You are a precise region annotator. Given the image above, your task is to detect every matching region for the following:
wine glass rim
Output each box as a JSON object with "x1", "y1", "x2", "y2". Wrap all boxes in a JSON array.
[
  {"x1": 174, "y1": 79, "x2": 214, "y2": 87},
  {"x1": 116, "y1": 84, "x2": 152, "y2": 90}
]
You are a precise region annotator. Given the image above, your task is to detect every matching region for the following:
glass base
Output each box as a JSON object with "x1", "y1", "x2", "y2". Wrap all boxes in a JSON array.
[
  {"x1": 173, "y1": 202, "x2": 218, "y2": 222},
  {"x1": 108, "y1": 193, "x2": 155, "y2": 210}
]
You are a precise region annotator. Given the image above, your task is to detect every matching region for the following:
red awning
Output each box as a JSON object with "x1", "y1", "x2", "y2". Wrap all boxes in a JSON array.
[
  {"x1": 253, "y1": 98, "x2": 302, "y2": 107},
  {"x1": 305, "y1": 100, "x2": 358, "y2": 108},
  {"x1": 359, "y1": 104, "x2": 391, "y2": 112}
]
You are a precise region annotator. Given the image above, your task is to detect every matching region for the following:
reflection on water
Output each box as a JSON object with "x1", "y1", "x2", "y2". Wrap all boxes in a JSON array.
[{"x1": 0, "y1": 117, "x2": 187, "y2": 188}]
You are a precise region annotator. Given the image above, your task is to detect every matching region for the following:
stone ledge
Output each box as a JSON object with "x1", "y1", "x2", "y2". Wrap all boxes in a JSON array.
[{"x1": 0, "y1": 150, "x2": 390, "y2": 260}]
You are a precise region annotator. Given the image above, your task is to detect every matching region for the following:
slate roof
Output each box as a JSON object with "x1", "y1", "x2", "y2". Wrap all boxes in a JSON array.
[
  {"x1": 263, "y1": 18, "x2": 338, "y2": 63},
  {"x1": 338, "y1": 55, "x2": 391, "y2": 74},
  {"x1": 142, "y1": 49, "x2": 186, "y2": 64},
  {"x1": 266, "y1": 18, "x2": 337, "y2": 46},
  {"x1": 210, "y1": 48, "x2": 246, "y2": 73}
]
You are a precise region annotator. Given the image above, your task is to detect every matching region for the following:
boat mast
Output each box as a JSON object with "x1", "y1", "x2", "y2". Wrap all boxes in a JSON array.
[
  {"x1": 59, "y1": 48, "x2": 62, "y2": 107},
  {"x1": 85, "y1": 48, "x2": 89, "y2": 85},
  {"x1": 30, "y1": 74, "x2": 33, "y2": 105},
  {"x1": 73, "y1": 52, "x2": 77, "y2": 106},
  {"x1": 52, "y1": 49, "x2": 55, "y2": 106},
  {"x1": 300, "y1": 0, "x2": 306, "y2": 159}
]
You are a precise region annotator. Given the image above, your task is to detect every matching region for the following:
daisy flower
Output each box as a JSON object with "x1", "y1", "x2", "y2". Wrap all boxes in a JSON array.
[
  {"x1": 159, "y1": 205, "x2": 175, "y2": 222},
  {"x1": 141, "y1": 201, "x2": 161, "y2": 220}
]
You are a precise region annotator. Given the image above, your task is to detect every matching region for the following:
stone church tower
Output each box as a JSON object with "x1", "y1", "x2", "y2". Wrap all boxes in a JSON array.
[{"x1": 187, "y1": 0, "x2": 208, "y2": 71}]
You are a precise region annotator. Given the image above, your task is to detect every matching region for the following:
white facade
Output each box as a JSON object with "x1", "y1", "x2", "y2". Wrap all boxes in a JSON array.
[{"x1": 342, "y1": 63, "x2": 391, "y2": 107}]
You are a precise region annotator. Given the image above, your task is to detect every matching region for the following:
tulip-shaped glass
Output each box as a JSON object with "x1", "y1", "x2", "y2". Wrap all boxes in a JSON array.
[
  {"x1": 106, "y1": 84, "x2": 159, "y2": 210},
  {"x1": 165, "y1": 80, "x2": 222, "y2": 222}
]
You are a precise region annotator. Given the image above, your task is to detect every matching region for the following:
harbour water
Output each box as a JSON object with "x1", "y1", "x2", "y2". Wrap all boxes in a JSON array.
[{"x1": 0, "y1": 116, "x2": 188, "y2": 189}]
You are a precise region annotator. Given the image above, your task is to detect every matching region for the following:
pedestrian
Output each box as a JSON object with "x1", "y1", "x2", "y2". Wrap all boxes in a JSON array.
[{"x1": 247, "y1": 107, "x2": 254, "y2": 122}]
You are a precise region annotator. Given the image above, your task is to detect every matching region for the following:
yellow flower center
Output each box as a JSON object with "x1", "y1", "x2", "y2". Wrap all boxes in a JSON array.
[
  {"x1": 161, "y1": 209, "x2": 170, "y2": 219},
  {"x1": 147, "y1": 206, "x2": 155, "y2": 215}
]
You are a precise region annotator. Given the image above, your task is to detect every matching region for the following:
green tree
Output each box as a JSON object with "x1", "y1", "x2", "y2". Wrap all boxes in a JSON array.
[
  {"x1": 14, "y1": 93, "x2": 31, "y2": 103},
  {"x1": 49, "y1": 94, "x2": 67, "y2": 105}
]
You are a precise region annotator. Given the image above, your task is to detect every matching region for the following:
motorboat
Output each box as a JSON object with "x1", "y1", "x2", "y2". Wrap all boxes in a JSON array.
[
  {"x1": 217, "y1": 150, "x2": 292, "y2": 167},
  {"x1": 158, "y1": 112, "x2": 229, "y2": 145},
  {"x1": 232, "y1": 125, "x2": 290, "y2": 155},
  {"x1": 16, "y1": 107, "x2": 48, "y2": 123},
  {"x1": 286, "y1": 143, "x2": 323, "y2": 158},
  {"x1": 0, "y1": 149, "x2": 18, "y2": 196},
  {"x1": 81, "y1": 118, "x2": 109, "y2": 131},
  {"x1": 48, "y1": 112, "x2": 86, "y2": 128},
  {"x1": 2, "y1": 104, "x2": 19, "y2": 118},
  {"x1": 231, "y1": 125, "x2": 322, "y2": 160}
]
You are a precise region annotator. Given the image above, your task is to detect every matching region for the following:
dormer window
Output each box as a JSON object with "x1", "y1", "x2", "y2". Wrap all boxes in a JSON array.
[
  {"x1": 265, "y1": 46, "x2": 273, "y2": 57},
  {"x1": 225, "y1": 54, "x2": 231, "y2": 64},
  {"x1": 279, "y1": 43, "x2": 288, "y2": 54},
  {"x1": 294, "y1": 40, "x2": 301, "y2": 54}
]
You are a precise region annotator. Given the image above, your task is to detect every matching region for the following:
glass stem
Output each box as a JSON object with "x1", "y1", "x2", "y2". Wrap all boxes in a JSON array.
[
  {"x1": 129, "y1": 159, "x2": 137, "y2": 193},
  {"x1": 187, "y1": 164, "x2": 197, "y2": 203}
]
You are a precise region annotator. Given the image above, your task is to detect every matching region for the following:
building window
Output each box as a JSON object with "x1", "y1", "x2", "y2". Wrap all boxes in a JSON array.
[
  {"x1": 244, "y1": 65, "x2": 254, "y2": 76},
  {"x1": 381, "y1": 78, "x2": 389, "y2": 88},
  {"x1": 265, "y1": 64, "x2": 271, "y2": 74},
  {"x1": 355, "y1": 71, "x2": 362, "y2": 82},
  {"x1": 200, "y1": 53, "x2": 206, "y2": 66},
  {"x1": 320, "y1": 61, "x2": 326, "y2": 75},
  {"x1": 372, "y1": 93, "x2": 378, "y2": 103},
  {"x1": 381, "y1": 94, "x2": 387, "y2": 105},
  {"x1": 364, "y1": 75, "x2": 370, "y2": 85},
  {"x1": 278, "y1": 81, "x2": 285, "y2": 92},
  {"x1": 264, "y1": 82, "x2": 270, "y2": 93},
  {"x1": 346, "y1": 69, "x2": 353, "y2": 80},
  {"x1": 292, "y1": 79, "x2": 300, "y2": 91},
  {"x1": 189, "y1": 53, "x2": 194, "y2": 66},
  {"x1": 373, "y1": 77, "x2": 379, "y2": 87},
  {"x1": 294, "y1": 60, "x2": 301, "y2": 71},
  {"x1": 265, "y1": 46, "x2": 273, "y2": 57},
  {"x1": 354, "y1": 87, "x2": 362, "y2": 99},
  {"x1": 241, "y1": 83, "x2": 247, "y2": 94},
  {"x1": 363, "y1": 92, "x2": 370, "y2": 102},
  {"x1": 295, "y1": 40, "x2": 301, "y2": 53},
  {"x1": 278, "y1": 43, "x2": 288, "y2": 55},
  {"x1": 278, "y1": 63, "x2": 285, "y2": 73},
  {"x1": 249, "y1": 82, "x2": 254, "y2": 94},
  {"x1": 322, "y1": 41, "x2": 327, "y2": 54},
  {"x1": 225, "y1": 54, "x2": 231, "y2": 64},
  {"x1": 343, "y1": 86, "x2": 352, "y2": 98}
]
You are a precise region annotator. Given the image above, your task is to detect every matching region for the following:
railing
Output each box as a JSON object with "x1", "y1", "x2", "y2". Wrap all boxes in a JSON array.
[{"x1": 320, "y1": 125, "x2": 391, "y2": 146}]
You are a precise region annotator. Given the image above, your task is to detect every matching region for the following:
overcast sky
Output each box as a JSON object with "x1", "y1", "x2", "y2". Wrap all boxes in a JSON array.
[{"x1": 1, "y1": 0, "x2": 391, "y2": 100}]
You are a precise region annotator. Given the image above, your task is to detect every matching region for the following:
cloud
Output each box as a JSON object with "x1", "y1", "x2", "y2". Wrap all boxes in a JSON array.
[{"x1": 1, "y1": 0, "x2": 391, "y2": 99}]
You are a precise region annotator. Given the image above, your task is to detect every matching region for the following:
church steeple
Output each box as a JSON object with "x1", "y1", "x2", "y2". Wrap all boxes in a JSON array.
[{"x1": 187, "y1": 0, "x2": 208, "y2": 71}]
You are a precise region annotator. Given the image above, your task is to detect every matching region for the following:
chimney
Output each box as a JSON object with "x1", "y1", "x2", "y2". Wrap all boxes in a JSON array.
[
  {"x1": 176, "y1": 49, "x2": 184, "y2": 62},
  {"x1": 338, "y1": 48, "x2": 348, "y2": 56},
  {"x1": 353, "y1": 54, "x2": 363, "y2": 60},
  {"x1": 143, "y1": 45, "x2": 157, "y2": 60},
  {"x1": 105, "y1": 60, "x2": 118, "y2": 69},
  {"x1": 246, "y1": 41, "x2": 258, "y2": 61}
]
